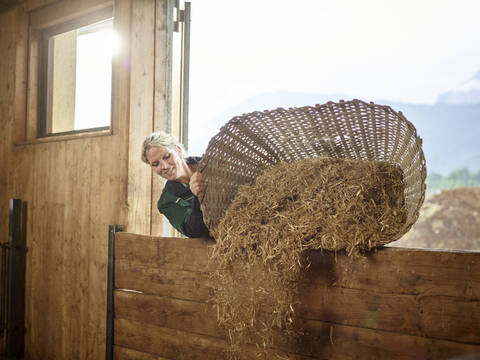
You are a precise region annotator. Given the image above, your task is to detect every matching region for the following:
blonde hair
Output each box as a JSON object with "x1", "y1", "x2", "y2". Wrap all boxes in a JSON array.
[{"x1": 141, "y1": 131, "x2": 187, "y2": 164}]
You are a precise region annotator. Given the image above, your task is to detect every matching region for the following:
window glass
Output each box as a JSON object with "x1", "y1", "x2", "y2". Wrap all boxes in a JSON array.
[
  {"x1": 188, "y1": 0, "x2": 480, "y2": 250},
  {"x1": 74, "y1": 19, "x2": 115, "y2": 131},
  {"x1": 41, "y1": 17, "x2": 115, "y2": 135}
]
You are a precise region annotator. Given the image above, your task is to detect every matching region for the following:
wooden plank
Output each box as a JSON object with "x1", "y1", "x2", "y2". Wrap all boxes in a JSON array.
[
  {"x1": 114, "y1": 316, "x2": 480, "y2": 360},
  {"x1": 114, "y1": 291, "x2": 220, "y2": 338},
  {"x1": 116, "y1": 233, "x2": 480, "y2": 299},
  {"x1": 151, "y1": 0, "x2": 172, "y2": 236},
  {"x1": 29, "y1": 145, "x2": 51, "y2": 358},
  {"x1": 297, "y1": 283, "x2": 480, "y2": 344},
  {"x1": 0, "y1": 6, "x2": 15, "y2": 239},
  {"x1": 126, "y1": 0, "x2": 155, "y2": 235},
  {"x1": 116, "y1": 264, "x2": 212, "y2": 302},
  {"x1": 153, "y1": 0, "x2": 170, "y2": 134},
  {"x1": 47, "y1": 142, "x2": 66, "y2": 359},
  {"x1": 114, "y1": 234, "x2": 480, "y2": 344},
  {"x1": 87, "y1": 138, "x2": 107, "y2": 358},
  {"x1": 0, "y1": 0, "x2": 22, "y2": 13},
  {"x1": 26, "y1": 27, "x2": 40, "y2": 140},
  {"x1": 419, "y1": 296, "x2": 480, "y2": 344},
  {"x1": 114, "y1": 234, "x2": 480, "y2": 300},
  {"x1": 303, "y1": 247, "x2": 480, "y2": 299},
  {"x1": 13, "y1": 5, "x2": 28, "y2": 143},
  {"x1": 24, "y1": 0, "x2": 60, "y2": 12},
  {"x1": 114, "y1": 318, "x2": 230, "y2": 360},
  {"x1": 111, "y1": 0, "x2": 131, "y2": 138},
  {"x1": 114, "y1": 318, "x2": 319, "y2": 360},
  {"x1": 115, "y1": 233, "x2": 214, "y2": 271},
  {"x1": 114, "y1": 346, "x2": 170, "y2": 360},
  {"x1": 19, "y1": 113, "x2": 129, "y2": 360},
  {"x1": 114, "y1": 234, "x2": 480, "y2": 304},
  {"x1": 292, "y1": 319, "x2": 480, "y2": 360},
  {"x1": 114, "y1": 284, "x2": 480, "y2": 347},
  {"x1": 28, "y1": 0, "x2": 113, "y2": 29}
]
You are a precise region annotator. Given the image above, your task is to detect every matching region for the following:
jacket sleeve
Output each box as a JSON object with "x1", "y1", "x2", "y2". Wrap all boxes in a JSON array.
[
  {"x1": 158, "y1": 192, "x2": 210, "y2": 238},
  {"x1": 183, "y1": 196, "x2": 211, "y2": 238}
]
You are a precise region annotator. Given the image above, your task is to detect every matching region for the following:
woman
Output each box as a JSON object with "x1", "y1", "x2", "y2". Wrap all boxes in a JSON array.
[{"x1": 141, "y1": 131, "x2": 210, "y2": 238}]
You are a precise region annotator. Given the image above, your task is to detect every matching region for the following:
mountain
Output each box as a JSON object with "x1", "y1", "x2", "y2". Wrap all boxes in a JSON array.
[
  {"x1": 436, "y1": 70, "x2": 480, "y2": 105},
  {"x1": 385, "y1": 101, "x2": 480, "y2": 175},
  {"x1": 199, "y1": 93, "x2": 480, "y2": 176}
]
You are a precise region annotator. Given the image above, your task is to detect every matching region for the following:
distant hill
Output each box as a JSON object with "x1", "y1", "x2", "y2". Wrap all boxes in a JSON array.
[
  {"x1": 383, "y1": 101, "x2": 480, "y2": 175},
  {"x1": 199, "y1": 93, "x2": 480, "y2": 176},
  {"x1": 436, "y1": 70, "x2": 480, "y2": 105}
]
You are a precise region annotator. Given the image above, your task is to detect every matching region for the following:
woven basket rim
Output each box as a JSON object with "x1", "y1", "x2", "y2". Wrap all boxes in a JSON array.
[{"x1": 199, "y1": 99, "x2": 427, "y2": 237}]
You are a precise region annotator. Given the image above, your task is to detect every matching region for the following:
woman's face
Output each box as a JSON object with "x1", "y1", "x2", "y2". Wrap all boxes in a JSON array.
[{"x1": 145, "y1": 145, "x2": 188, "y2": 182}]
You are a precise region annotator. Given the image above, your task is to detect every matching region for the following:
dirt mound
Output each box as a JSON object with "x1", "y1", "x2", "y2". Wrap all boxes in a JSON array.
[{"x1": 390, "y1": 187, "x2": 480, "y2": 250}]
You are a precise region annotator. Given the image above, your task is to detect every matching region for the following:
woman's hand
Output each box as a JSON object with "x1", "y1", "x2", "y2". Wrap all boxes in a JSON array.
[{"x1": 190, "y1": 171, "x2": 207, "y2": 198}]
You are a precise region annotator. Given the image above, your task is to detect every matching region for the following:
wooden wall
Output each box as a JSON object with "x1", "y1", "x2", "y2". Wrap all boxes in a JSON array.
[
  {"x1": 0, "y1": 0, "x2": 170, "y2": 358},
  {"x1": 113, "y1": 233, "x2": 480, "y2": 359}
]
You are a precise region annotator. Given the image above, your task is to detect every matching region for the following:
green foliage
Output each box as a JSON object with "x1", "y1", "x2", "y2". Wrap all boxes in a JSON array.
[{"x1": 426, "y1": 168, "x2": 480, "y2": 192}]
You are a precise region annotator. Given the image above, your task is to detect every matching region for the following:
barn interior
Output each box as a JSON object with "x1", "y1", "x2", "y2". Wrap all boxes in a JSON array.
[{"x1": 0, "y1": 0, "x2": 479, "y2": 359}]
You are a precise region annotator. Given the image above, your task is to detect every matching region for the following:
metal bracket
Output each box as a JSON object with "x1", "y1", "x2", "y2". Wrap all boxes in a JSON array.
[
  {"x1": 105, "y1": 225, "x2": 124, "y2": 360},
  {"x1": 173, "y1": 0, "x2": 185, "y2": 32},
  {"x1": 1, "y1": 199, "x2": 27, "y2": 359}
]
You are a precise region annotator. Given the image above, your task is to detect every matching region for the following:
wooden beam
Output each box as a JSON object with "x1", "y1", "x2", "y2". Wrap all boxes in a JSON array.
[
  {"x1": 114, "y1": 284, "x2": 480, "y2": 347},
  {"x1": 114, "y1": 317, "x2": 480, "y2": 360},
  {"x1": 13, "y1": 5, "x2": 28, "y2": 143},
  {"x1": 303, "y1": 247, "x2": 480, "y2": 299},
  {"x1": 114, "y1": 233, "x2": 480, "y2": 300},
  {"x1": 28, "y1": 0, "x2": 113, "y2": 29},
  {"x1": 126, "y1": 0, "x2": 155, "y2": 234},
  {"x1": 114, "y1": 291, "x2": 220, "y2": 338},
  {"x1": 114, "y1": 318, "x2": 318, "y2": 360},
  {"x1": 114, "y1": 346, "x2": 170, "y2": 360},
  {"x1": 113, "y1": 233, "x2": 480, "y2": 357},
  {"x1": 115, "y1": 233, "x2": 214, "y2": 271},
  {"x1": 115, "y1": 265, "x2": 212, "y2": 302}
]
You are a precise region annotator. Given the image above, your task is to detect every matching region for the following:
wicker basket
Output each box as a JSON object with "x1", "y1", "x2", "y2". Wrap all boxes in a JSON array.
[{"x1": 199, "y1": 99, "x2": 426, "y2": 238}]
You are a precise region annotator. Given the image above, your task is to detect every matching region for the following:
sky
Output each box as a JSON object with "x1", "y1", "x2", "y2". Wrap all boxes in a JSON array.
[
  {"x1": 187, "y1": 0, "x2": 480, "y2": 154},
  {"x1": 74, "y1": 27, "x2": 113, "y2": 130}
]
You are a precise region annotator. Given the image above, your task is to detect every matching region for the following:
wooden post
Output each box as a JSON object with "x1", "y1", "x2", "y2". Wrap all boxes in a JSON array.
[{"x1": 6, "y1": 199, "x2": 27, "y2": 359}]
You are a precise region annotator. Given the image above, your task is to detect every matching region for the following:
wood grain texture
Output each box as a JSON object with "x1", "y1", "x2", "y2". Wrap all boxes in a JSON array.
[
  {"x1": 126, "y1": 0, "x2": 155, "y2": 235},
  {"x1": 0, "y1": 1, "x2": 139, "y2": 359},
  {"x1": 114, "y1": 316, "x2": 480, "y2": 360},
  {"x1": 115, "y1": 318, "x2": 229, "y2": 360},
  {"x1": 114, "y1": 285, "x2": 480, "y2": 348},
  {"x1": 115, "y1": 233, "x2": 214, "y2": 270},
  {"x1": 24, "y1": 0, "x2": 59, "y2": 12},
  {"x1": 115, "y1": 318, "x2": 319, "y2": 360},
  {"x1": 114, "y1": 233, "x2": 480, "y2": 358},
  {"x1": 114, "y1": 346, "x2": 170, "y2": 360},
  {"x1": 297, "y1": 284, "x2": 480, "y2": 344},
  {"x1": 151, "y1": 0, "x2": 172, "y2": 236},
  {"x1": 28, "y1": 0, "x2": 112, "y2": 28},
  {"x1": 292, "y1": 319, "x2": 480, "y2": 360},
  {"x1": 13, "y1": 5, "x2": 28, "y2": 143},
  {"x1": 116, "y1": 264, "x2": 212, "y2": 302},
  {"x1": 25, "y1": 26, "x2": 39, "y2": 140},
  {"x1": 0, "y1": 6, "x2": 16, "y2": 236},
  {"x1": 114, "y1": 291, "x2": 220, "y2": 338},
  {"x1": 303, "y1": 247, "x2": 480, "y2": 299},
  {"x1": 2, "y1": 0, "x2": 174, "y2": 358}
]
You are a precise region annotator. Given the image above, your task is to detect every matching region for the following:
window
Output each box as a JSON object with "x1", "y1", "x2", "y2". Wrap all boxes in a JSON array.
[
  {"x1": 38, "y1": 8, "x2": 114, "y2": 137},
  {"x1": 16, "y1": 1, "x2": 116, "y2": 143},
  {"x1": 187, "y1": 0, "x2": 480, "y2": 250}
]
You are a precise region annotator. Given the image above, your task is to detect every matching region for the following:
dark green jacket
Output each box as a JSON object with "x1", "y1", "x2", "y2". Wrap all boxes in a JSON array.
[{"x1": 157, "y1": 157, "x2": 210, "y2": 238}]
